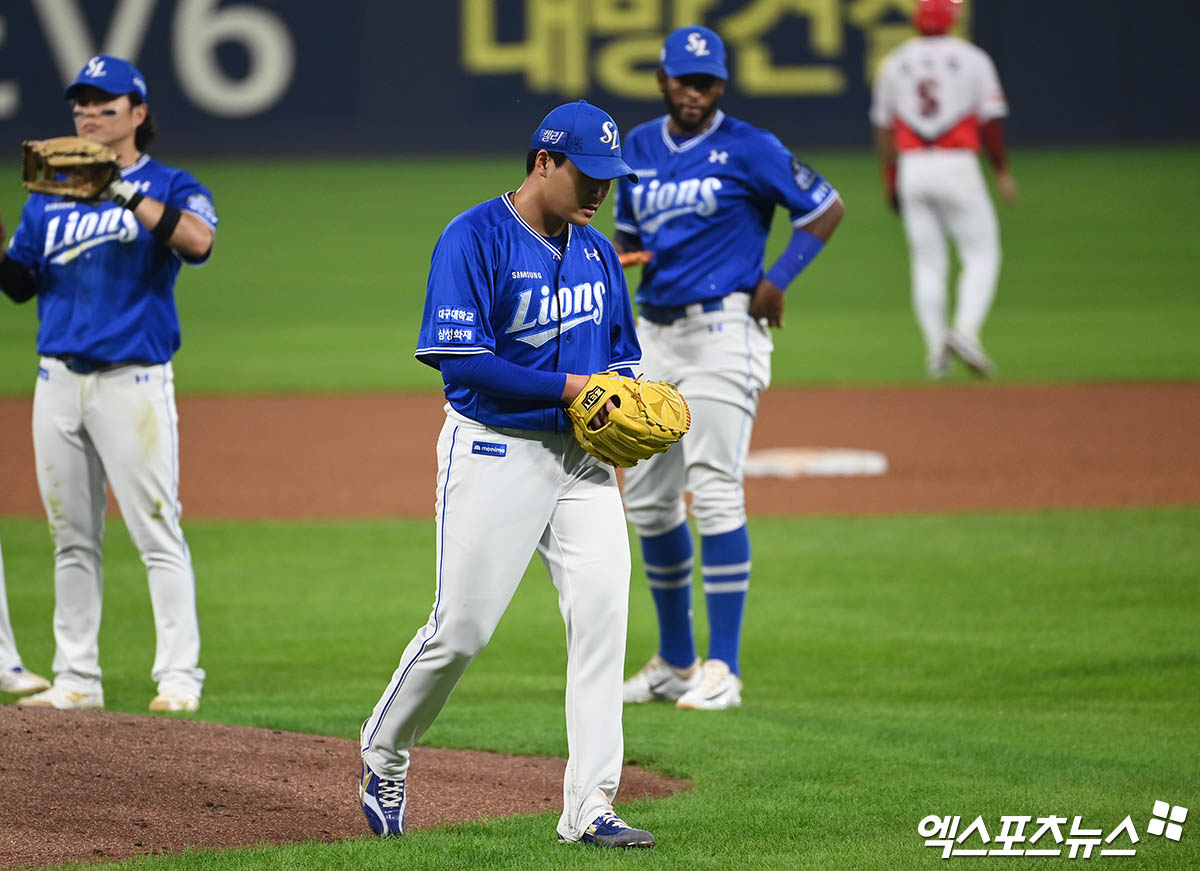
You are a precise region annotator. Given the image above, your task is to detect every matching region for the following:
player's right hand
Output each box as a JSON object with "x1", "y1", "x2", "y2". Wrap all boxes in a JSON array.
[
  {"x1": 618, "y1": 250, "x2": 653, "y2": 268},
  {"x1": 749, "y1": 279, "x2": 786, "y2": 328}
]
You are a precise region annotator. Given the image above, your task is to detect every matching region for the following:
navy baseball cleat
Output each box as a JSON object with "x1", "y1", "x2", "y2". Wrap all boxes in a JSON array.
[
  {"x1": 558, "y1": 811, "x2": 656, "y2": 848},
  {"x1": 360, "y1": 761, "x2": 407, "y2": 836}
]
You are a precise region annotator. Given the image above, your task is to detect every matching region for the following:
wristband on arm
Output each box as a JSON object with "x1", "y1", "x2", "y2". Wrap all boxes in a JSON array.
[
  {"x1": 151, "y1": 206, "x2": 182, "y2": 245},
  {"x1": 763, "y1": 229, "x2": 826, "y2": 291}
]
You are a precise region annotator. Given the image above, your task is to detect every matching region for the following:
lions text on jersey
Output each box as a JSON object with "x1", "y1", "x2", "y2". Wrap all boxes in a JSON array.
[
  {"x1": 615, "y1": 111, "x2": 840, "y2": 308},
  {"x1": 7, "y1": 154, "x2": 218, "y2": 364},
  {"x1": 416, "y1": 194, "x2": 640, "y2": 432}
]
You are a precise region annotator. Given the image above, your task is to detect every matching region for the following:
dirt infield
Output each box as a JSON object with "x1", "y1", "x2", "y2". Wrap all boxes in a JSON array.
[
  {"x1": 1, "y1": 384, "x2": 1198, "y2": 518},
  {"x1": 0, "y1": 383, "x2": 1197, "y2": 866}
]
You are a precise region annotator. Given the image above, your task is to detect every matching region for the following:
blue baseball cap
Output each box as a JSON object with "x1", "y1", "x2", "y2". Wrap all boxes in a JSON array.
[
  {"x1": 661, "y1": 26, "x2": 728, "y2": 79},
  {"x1": 530, "y1": 101, "x2": 638, "y2": 182},
  {"x1": 64, "y1": 55, "x2": 148, "y2": 101}
]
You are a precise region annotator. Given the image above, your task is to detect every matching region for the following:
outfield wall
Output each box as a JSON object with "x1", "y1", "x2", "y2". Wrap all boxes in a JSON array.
[{"x1": 2, "y1": 0, "x2": 1196, "y2": 156}]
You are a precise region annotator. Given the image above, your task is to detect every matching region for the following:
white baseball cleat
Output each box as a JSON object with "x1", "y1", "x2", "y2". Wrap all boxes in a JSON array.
[
  {"x1": 926, "y1": 348, "x2": 950, "y2": 380},
  {"x1": 0, "y1": 666, "x2": 51, "y2": 695},
  {"x1": 149, "y1": 690, "x2": 200, "y2": 712},
  {"x1": 622, "y1": 653, "x2": 701, "y2": 703},
  {"x1": 17, "y1": 683, "x2": 104, "y2": 710},
  {"x1": 945, "y1": 330, "x2": 994, "y2": 377},
  {"x1": 675, "y1": 659, "x2": 742, "y2": 710}
]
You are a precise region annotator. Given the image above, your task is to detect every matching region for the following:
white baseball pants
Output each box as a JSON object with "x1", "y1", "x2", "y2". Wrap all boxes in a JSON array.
[
  {"x1": 898, "y1": 149, "x2": 1001, "y2": 357},
  {"x1": 624, "y1": 291, "x2": 772, "y2": 537},
  {"x1": 361, "y1": 407, "x2": 631, "y2": 841},
  {"x1": 31, "y1": 357, "x2": 204, "y2": 697}
]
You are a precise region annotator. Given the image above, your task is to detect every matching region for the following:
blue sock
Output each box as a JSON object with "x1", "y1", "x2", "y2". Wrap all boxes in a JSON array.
[
  {"x1": 701, "y1": 526, "x2": 750, "y2": 675},
  {"x1": 640, "y1": 522, "x2": 695, "y2": 669}
]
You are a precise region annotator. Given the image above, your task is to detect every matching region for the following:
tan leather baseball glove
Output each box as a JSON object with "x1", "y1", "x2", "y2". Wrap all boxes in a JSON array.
[
  {"x1": 566, "y1": 372, "x2": 691, "y2": 468},
  {"x1": 22, "y1": 136, "x2": 119, "y2": 199}
]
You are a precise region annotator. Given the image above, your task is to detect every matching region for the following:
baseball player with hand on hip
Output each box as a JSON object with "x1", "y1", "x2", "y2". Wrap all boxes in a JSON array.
[
  {"x1": 614, "y1": 26, "x2": 844, "y2": 711},
  {"x1": 870, "y1": 0, "x2": 1017, "y2": 378},
  {"x1": 0, "y1": 541, "x2": 51, "y2": 695},
  {"x1": 0, "y1": 55, "x2": 216, "y2": 712},
  {"x1": 359, "y1": 101, "x2": 656, "y2": 848}
]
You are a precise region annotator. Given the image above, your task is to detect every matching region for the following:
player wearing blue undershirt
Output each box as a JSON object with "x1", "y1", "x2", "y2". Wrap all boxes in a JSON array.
[
  {"x1": 359, "y1": 101, "x2": 657, "y2": 849},
  {"x1": 614, "y1": 26, "x2": 845, "y2": 711}
]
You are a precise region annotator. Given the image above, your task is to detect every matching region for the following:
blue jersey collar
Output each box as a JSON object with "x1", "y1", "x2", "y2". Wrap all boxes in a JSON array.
[
  {"x1": 121, "y1": 153, "x2": 151, "y2": 176},
  {"x1": 500, "y1": 192, "x2": 571, "y2": 260},
  {"x1": 658, "y1": 110, "x2": 726, "y2": 154}
]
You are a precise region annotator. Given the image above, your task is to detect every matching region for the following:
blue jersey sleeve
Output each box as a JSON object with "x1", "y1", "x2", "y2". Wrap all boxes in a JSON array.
[
  {"x1": 164, "y1": 169, "x2": 218, "y2": 265},
  {"x1": 751, "y1": 132, "x2": 840, "y2": 229},
  {"x1": 415, "y1": 219, "x2": 496, "y2": 367},
  {"x1": 6, "y1": 198, "x2": 45, "y2": 275},
  {"x1": 602, "y1": 245, "x2": 642, "y2": 371},
  {"x1": 613, "y1": 175, "x2": 640, "y2": 240}
]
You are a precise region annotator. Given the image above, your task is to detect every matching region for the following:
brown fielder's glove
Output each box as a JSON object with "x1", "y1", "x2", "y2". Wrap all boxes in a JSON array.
[
  {"x1": 22, "y1": 136, "x2": 119, "y2": 199},
  {"x1": 566, "y1": 372, "x2": 691, "y2": 468}
]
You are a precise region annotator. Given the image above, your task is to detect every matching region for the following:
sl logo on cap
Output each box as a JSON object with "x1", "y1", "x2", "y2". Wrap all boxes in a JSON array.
[
  {"x1": 685, "y1": 33, "x2": 710, "y2": 57},
  {"x1": 85, "y1": 56, "x2": 107, "y2": 77},
  {"x1": 600, "y1": 121, "x2": 620, "y2": 151}
]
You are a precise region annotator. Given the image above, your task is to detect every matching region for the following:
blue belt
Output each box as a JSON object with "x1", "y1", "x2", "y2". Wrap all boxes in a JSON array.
[{"x1": 638, "y1": 297, "x2": 726, "y2": 326}]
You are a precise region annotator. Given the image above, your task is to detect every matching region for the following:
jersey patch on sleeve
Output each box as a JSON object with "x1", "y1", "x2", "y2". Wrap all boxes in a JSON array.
[
  {"x1": 791, "y1": 158, "x2": 817, "y2": 191},
  {"x1": 185, "y1": 193, "x2": 218, "y2": 227},
  {"x1": 436, "y1": 305, "x2": 477, "y2": 326},
  {"x1": 435, "y1": 305, "x2": 478, "y2": 344}
]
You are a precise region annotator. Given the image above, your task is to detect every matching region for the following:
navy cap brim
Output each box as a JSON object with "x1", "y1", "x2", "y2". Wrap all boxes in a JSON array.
[
  {"x1": 662, "y1": 58, "x2": 728, "y2": 79},
  {"x1": 568, "y1": 154, "x2": 639, "y2": 183},
  {"x1": 63, "y1": 82, "x2": 124, "y2": 100}
]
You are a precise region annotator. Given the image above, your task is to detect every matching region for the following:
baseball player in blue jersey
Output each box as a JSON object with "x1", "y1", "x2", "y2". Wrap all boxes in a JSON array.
[
  {"x1": 614, "y1": 26, "x2": 845, "y2": 710},
  {"x1": 0, "y1": 55, "x2": 216, "y2": 713},
  {"x1": 359, "y1": 101, "x2": 656, "y2": 848}
]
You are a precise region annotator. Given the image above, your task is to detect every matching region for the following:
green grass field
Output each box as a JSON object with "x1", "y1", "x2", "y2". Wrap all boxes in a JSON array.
[
  {"x1": 1, "y1": 147, "x2": 1197, "y2": 869},
  {"x1": 1, "y1": 146, "x2": 1198, "y2": 393},
  {"x1": 0, "y1": 510, "x2": 1196, "y2": 870}
]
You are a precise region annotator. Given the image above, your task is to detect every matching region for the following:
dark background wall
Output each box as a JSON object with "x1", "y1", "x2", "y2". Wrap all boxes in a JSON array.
[{"x1": 2, "y1": 0, "x2": 1196, "y2": 157}]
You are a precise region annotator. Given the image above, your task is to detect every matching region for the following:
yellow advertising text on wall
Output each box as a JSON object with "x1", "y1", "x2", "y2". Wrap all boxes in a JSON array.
[{"x1": 461, "y1": 0, "x2": 971, "y2": 99}]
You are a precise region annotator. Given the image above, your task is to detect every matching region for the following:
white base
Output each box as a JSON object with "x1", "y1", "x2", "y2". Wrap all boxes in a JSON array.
[{"x1": 743, "y1": 447, "x2": 888, "y2": 478}]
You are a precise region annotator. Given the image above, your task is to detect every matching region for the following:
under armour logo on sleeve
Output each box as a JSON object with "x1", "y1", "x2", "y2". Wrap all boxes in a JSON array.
[{"x1": 709, "y1": 150, "x2": 728, "y2": 164}]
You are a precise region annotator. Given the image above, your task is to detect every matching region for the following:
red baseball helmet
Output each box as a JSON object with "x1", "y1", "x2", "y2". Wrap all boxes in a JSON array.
[{"x1": 914, "y1": 0, "x2": 962, "y2": 35}]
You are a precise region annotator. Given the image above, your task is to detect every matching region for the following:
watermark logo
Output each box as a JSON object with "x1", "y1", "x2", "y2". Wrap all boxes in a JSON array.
[
  {"x1": 1147, "y1": 801, "x2": 1187, "y2": 842},
  {"x1": 918, "y1": 800, "x2": 1186, "y2": 859}
]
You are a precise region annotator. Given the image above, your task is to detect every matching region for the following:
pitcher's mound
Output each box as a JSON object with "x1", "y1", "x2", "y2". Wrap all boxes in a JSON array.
[{"x1": 0, "y1": 707, "x2": 690, "y2": 867}]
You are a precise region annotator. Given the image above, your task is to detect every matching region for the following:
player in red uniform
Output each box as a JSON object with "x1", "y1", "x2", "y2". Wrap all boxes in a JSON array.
[{"x1": 870, "y1": 0, "x2": 1018, "y2": 377}]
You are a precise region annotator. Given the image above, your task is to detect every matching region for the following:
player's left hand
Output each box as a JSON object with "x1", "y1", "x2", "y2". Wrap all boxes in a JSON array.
[
  {"x1": 618, "y1": 250, "x2": 653, "y2": 268},
  {"x1": 995, "y1": 169, "x2": 1019, "y2": 205},
  {"x1": 749, "y1": 278, "x2": 786, "y2": 328}
]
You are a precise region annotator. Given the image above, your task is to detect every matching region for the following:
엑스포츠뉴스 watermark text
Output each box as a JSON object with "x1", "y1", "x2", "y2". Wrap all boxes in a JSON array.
[{"x1": 919, "y1": 800, "x2": 1188, "y2": 859}]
